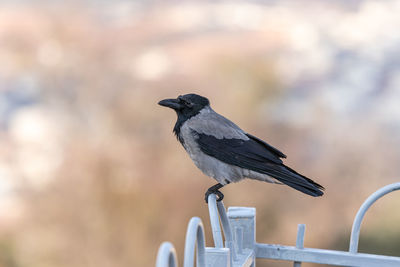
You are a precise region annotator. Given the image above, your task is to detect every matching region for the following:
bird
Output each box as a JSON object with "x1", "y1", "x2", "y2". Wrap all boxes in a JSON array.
[{"x1": 158, "y1": 93, "x2": 324, "y2": 202}]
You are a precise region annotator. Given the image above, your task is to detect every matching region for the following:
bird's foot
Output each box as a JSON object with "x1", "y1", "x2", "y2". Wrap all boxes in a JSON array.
[
  {"x1": 205, "y1": 183, "x2": 224, "y2": 203},
  {"x1": 205, "y1": 189, "x2": 224, "y2": 203}
]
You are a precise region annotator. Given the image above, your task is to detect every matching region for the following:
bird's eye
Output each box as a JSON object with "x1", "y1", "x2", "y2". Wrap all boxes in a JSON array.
[{"x1": 180, "y1": 98, "x2": 193, "y2": 107}]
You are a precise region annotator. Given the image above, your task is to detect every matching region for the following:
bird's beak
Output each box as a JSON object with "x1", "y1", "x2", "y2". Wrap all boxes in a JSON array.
[{"x1": 158, "y1": 98, "x2": 181, "y2": 110}]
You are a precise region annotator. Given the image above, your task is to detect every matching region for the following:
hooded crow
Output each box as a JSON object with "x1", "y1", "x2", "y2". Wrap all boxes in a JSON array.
[{"x1": 159, "y1": 93, "x2": 324, "y2": 202}]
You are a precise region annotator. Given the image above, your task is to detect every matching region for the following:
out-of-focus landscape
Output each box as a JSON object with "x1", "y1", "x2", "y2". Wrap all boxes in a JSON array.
[{"x1": 1, "y1": 0, "x2": 400, "y2": 266}]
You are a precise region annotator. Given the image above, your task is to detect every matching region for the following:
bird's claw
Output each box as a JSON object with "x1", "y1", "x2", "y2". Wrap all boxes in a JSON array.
[{"x1": 205, "y1": 189, "x2": 224, "y2": 203}]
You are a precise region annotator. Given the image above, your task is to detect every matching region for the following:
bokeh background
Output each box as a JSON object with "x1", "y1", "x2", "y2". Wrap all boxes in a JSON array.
[{"x1": 1, "y1": 0, "x2": 400, "y2": 266}]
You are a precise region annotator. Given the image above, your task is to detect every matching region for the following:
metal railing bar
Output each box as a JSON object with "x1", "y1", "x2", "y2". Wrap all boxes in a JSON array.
[
  {"x1": 156, "y1": 242, "x2": 178, "y2": 267},
  {"x1": 183, "y1": 217, "x2": 206, "y2": 267},
  {"x1": 207, "y1": 194, "x2": 224, "y2": 248},
  {"x1": 217, "y1": 200, "x2": 237, "y2": 262},
  {"x1": 349, "y1": 182, "x2": 400, "y2": 253},
  {"x1": 256, "y1": 243, "x2": 400, "y2": 267}
]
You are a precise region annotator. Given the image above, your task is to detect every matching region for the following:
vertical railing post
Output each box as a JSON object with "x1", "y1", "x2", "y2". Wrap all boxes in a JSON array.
[
  {"x1": 208, "y1": 194, "x2": 224, "y2": 248},
  {"x1": 217, "y1": 201, "x2": 237, "y2": 263},
  {"x1": 293, "y1": 224, "x2": 305, "y2": 267},
  {"x1": 228, "y1": 207, "x2": 256, "y2": 266}
]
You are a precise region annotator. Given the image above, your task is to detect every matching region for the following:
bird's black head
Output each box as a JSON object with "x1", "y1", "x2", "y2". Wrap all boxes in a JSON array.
[
  {"x1": 158, "y1": 93, "x2": 210, "y2": 141},
  {"x1": 158, "y1": 93, "x2": 209, "y2": 117}
]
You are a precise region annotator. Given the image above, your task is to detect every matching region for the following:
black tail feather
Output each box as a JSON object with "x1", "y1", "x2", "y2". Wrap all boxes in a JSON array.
[
  {"x1": 283, "y1": 165, "x2": 325, "y2": 190},
  {"x1": 262, "y1": 165, "x2": 324, "y2": 197}
]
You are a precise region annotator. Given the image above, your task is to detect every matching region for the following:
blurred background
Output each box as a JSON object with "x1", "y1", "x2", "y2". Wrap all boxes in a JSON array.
[{"x1": 1, "y1": 0, "x2": 400, "y2": 266}]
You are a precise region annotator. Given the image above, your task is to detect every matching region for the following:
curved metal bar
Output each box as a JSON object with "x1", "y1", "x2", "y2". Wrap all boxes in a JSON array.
[
  {"x1": 156, "y1": 242, "x2": 178, "y2": 267},
  {"x1": 349, "y1": 182, "x2": 400, "y2": 253},
  {"x1": 217, "y1": 200, "x2": 237, "y2": 261},
  {"x1": 207, "y1": 194, "x2": 224, "y2": 248},
  {"x1": 183, "y1": 217, "x2": 206, "y2": 267}
]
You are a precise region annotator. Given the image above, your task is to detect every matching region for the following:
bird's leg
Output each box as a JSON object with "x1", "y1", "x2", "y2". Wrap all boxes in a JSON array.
[{"x1": 205, "y1": 183, "x2": 224, "y2": 203}]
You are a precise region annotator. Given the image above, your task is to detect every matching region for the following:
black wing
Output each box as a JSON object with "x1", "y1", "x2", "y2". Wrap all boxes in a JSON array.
[
  {"x1": 246, "y1": 133, "x2": 287, "y2": 159},
  {"x1": 196, "y1": 132, "x2": 324, "y2": 197}
]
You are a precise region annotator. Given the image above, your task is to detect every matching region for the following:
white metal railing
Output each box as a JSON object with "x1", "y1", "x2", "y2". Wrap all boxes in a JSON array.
[
  {"x1": 156, "y1": 182, "x2": 400, "y2": 267},
  {"x1": 184, "y1": 217, "x2": 206, "y2": 267},
  {"x1": 156, "y1": 242, "x2": 178, "y2": 267}
]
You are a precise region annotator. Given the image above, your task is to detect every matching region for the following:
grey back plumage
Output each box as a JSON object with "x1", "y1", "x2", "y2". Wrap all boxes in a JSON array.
[{"x1": 184, "y1": 106, "x2": 248, "y2": 140}]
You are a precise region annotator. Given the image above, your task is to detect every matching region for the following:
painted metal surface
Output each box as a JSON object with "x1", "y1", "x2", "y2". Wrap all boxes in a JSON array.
[
  {"x1": 217, "y1": 201, "x2": 237, "y2": 262},
  {"x1": 156, "y1": 183, "x2": 400, "y2": 267},
  {"x1": 349, "y1": 182, "x2": 400, "y2": 253},
  {"x1": 227, "y1": 207, "x2": 256, "y2": 267},
  {"x1": 156, "y1": 242, "x2": 178, "y2": 267},
  {"x1": 207, "y1": 194, "x2": 223, "y2": 248},
  {"x1": 293, "y1": 224, "x2": 305, "y2": 267},
  {"x1": 256, "y1": 243, "x2": 400, "y2": 266},
  {"x1": 183, "y1": 217, "x2": 206, "y2": 267},
  {"x1": 206, "y1": 248, "x2": 231, "y2": 267}
]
